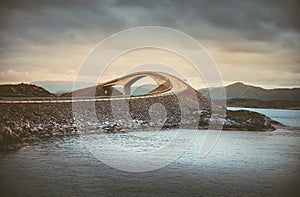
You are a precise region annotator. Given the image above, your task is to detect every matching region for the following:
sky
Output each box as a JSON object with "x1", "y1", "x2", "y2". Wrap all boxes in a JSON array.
[{"x1": 0, "y1": 0, "x2": 299, "y2": 88}]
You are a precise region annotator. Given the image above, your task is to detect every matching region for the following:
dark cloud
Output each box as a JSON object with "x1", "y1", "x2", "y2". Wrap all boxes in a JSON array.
[
  {"x1": 0, "y1": 0, "x2": 299, "y2": 87},
  {"x1": 1, "y1": 0, "x2": 299, "y2": 44},
  {"x1": 110, "y1": 0, "x2": 300, "y2": 40}
]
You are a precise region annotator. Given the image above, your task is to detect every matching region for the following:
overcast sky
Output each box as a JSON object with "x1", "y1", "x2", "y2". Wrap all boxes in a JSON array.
[{"x1": 0, "y1": 0, "x2": 299, "y2": 88}]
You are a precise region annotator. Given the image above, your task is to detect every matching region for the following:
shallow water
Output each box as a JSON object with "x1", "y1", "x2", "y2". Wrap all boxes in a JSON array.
[{"x1": 1, "y1": 109, "x2": 300, "y2": 196}]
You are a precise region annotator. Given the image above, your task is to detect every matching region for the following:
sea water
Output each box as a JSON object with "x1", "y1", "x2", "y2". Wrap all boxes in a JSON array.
[{"x1": 0, "y1": 108, "x2": 299, "y2": 196}]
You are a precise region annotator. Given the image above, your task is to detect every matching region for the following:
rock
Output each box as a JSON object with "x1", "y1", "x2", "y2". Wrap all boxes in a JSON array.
[
  {"x1": 0, "y1": 127, "x2": 25, "y2": 151},
  {"x1": 30, "y1": 127, "x2": 38, "y2": 133},
  {"x1": 223, "y1": 110, "x2": 282, "y2": 131},
  {"x1": 37, "y1": 125, "x2": 44, "y2": 131}
]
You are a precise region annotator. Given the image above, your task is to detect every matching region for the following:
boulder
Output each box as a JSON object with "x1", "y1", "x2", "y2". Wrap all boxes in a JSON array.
[{"x1": 0, "y1": 127, "x2": 25, "y2": 151}]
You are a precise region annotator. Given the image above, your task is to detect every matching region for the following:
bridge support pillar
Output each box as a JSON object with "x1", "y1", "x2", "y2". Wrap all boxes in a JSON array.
[
  {"x1": 103, "y1": 87, "x2": 112, "y2": 96},
  {"x1": 124, "y1": 84, "x2": 131, "y2": 95}
]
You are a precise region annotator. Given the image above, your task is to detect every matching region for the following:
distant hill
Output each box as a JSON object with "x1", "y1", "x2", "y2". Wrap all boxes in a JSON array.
[
  {"x1": 0, "y1": 83, "x2": 55, "y2": 97},
  {"x1": 199, "y1": 82, "x2": 300, "y2": 101},
  {"x1": 31, "y1": 81, "x2": 94, "y2": 94}
]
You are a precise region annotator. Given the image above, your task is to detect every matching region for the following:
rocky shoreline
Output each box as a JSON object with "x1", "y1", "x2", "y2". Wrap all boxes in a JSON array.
[{"x1": 0, "y1": 91, "x2": 283, "y2": 151}]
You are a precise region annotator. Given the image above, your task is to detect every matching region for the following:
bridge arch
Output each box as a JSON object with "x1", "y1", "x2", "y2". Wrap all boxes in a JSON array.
[{"x1": 101, "y1": 72, "x2": 173, "y2": 96}]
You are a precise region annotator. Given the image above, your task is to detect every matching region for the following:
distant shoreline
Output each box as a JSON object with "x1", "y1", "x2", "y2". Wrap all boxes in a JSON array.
[{"x1": 223, "y1": 98, "x2": 300, "y2": 110}]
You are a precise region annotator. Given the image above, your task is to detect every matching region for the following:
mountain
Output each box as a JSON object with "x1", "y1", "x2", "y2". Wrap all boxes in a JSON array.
[
  {"x1": 0, "y1": 83, "x2": 55, "y2": 97},
  {"x1": 199, "y1": 82, "x2": 300, "y2": 101},
  {"x1": 31, "y1": 81, "x2": 94, "y2": 94}
]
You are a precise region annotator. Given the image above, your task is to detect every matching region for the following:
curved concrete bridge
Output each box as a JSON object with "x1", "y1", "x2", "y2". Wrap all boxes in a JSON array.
[{"x1": 96, "y1": 71, "x2": 188, "y2": 97}]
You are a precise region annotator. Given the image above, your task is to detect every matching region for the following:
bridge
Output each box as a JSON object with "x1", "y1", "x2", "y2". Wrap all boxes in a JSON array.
[
  {"x1": 99, "y1": 72, "x2": 173, "y2": 96},
  {"x1": 0, "y1": 72, "x2": 190, "y2": 103}
]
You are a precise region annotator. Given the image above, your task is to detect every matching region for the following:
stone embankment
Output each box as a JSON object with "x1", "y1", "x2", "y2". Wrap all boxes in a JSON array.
[{"x1": 0, "y1": 90, "x2": 282, "y2": 151}]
